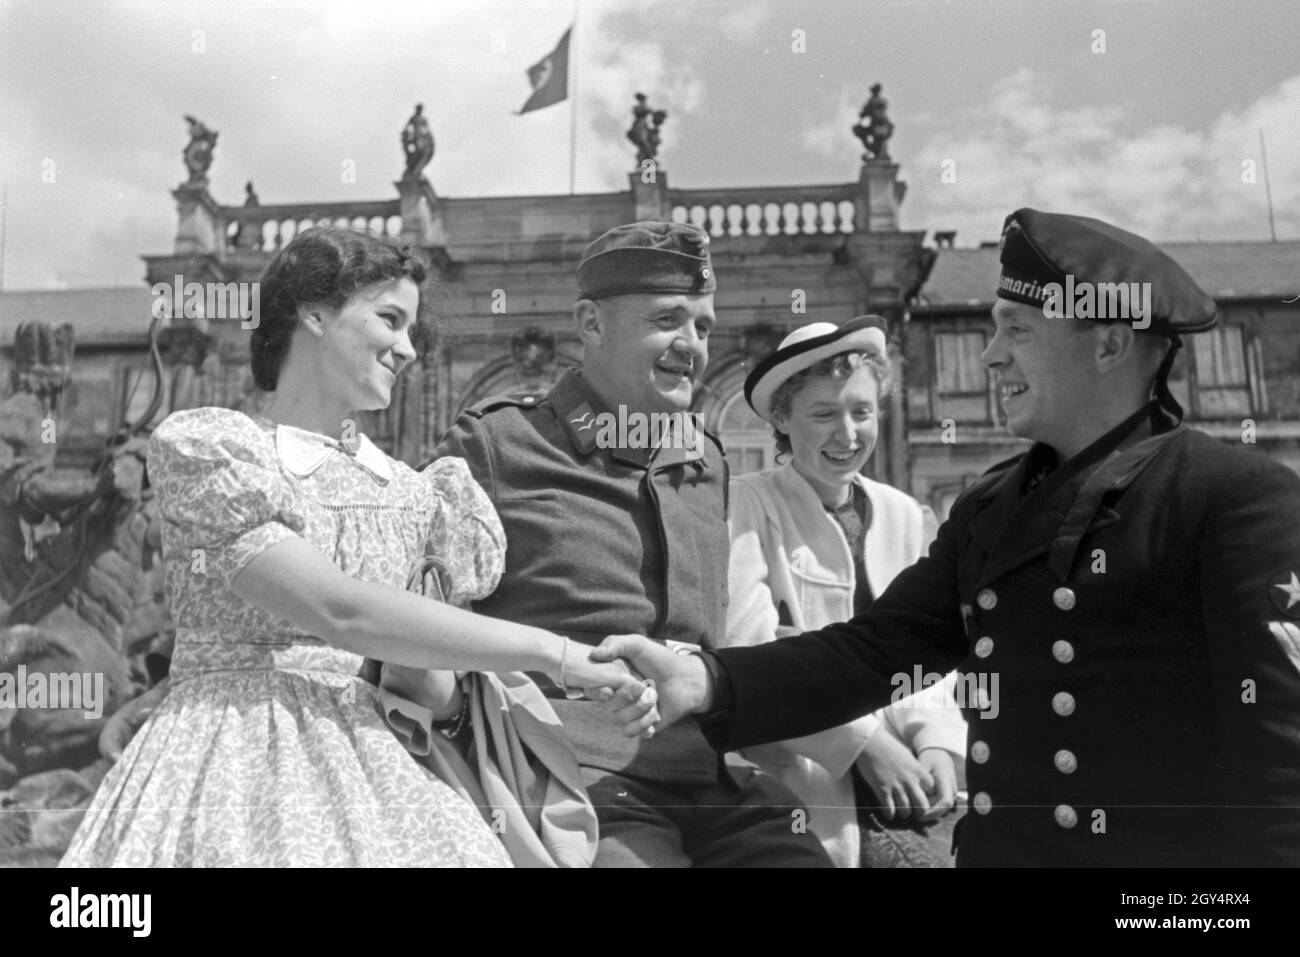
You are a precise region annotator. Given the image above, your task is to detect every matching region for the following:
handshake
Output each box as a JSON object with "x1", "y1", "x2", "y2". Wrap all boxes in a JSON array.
[
  {"x1": 573, "y1": 635, "x2": 717, "y2": 740},
  {"x1": 99, "y1": 636, "x2": 715, "y2": 760}
]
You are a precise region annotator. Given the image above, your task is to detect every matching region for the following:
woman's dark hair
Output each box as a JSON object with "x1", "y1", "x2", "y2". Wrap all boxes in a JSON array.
[
  {"x1": 250, "y1": 226, "x2": 429, "y2": 391},
  {"x1": 768, "y1": 350, "x2": 893, "y2": 457}
]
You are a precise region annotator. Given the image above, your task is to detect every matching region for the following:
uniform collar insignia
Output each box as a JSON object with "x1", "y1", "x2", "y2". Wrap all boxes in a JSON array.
[
  {"x1": 552, "y1": 370, "x2": 708, "y2": 468},
  {"x1": 562, "y1": 400, "x2": 601, "y2": 455},
  {"x1": 274, "y1": 422, "x2": 393, "y2": 482},
  {"x1": 552, "y1": 371, "x2": 605, "y2": 456}
]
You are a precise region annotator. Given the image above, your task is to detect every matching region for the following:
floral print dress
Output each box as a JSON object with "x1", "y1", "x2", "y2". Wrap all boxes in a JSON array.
[{"x1": 61, "y1": 407, "x2": 512, "y2": 867}]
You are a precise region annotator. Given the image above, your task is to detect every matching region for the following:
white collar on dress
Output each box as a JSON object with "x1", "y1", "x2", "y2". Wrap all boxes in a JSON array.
[{"x1": 274, "y1": 422, "x2": 393, "y2": 482}]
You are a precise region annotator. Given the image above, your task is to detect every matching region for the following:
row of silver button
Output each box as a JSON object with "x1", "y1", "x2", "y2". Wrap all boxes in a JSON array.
[
  {"x1": 969, "y1": 794, "x2": 1080, "y2": 829},
  {"x1": 972, "y1": 637, "x2": 1075, "y2": 662},
  {"x1": 968, "y1": 744, "x2": 1077, "y2": 772},
  {"x1": 974, "y1": 586, "x2": 1078, "y2": 612},
  {"x1": 968, "y1": 587, "x2": 1081, "y2": 827}
]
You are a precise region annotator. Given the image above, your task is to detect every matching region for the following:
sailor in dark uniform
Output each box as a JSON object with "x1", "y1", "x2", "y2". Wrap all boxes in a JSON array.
[{"x1": 597, "y1": 208, "x2": 1300, "y2": 866}]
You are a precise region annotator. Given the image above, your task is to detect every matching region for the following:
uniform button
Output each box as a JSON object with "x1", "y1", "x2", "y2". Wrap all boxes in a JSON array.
[
  {"x1": 973, "y1": 792, "x2": 993, "y2": 815},
  {"x1": 976, "y1": 588, "x2": 997, "y2": 611},
  {"x1": 1054, "y1": 804, "x2": 1078, "y2": 829},
  {"x1": 1053, "y1": 587, "x2": 1076, "y2": 611},
  {"x1": 1054, "y1": 749, "x2": 1078, "y2": 774},
  {"x1": 971, "y1": 741, "x2": 990, "y2": 764},
  {"x1": 1052, "y1": 691, "x2": 1076, "y2": 716},
  {"x1": 976, "y1": 687, "x2": 991, "y2": 710},
  {"x1": 1052, "y1": 640, "x2": 1075, "y2": 663},
  {"x1": 974, "y1": 636, "x2": 994, "y2": 658}
]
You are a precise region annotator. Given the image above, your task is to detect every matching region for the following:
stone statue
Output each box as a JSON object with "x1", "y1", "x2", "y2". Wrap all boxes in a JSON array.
[
  {"x1": 852, "y1": 83, "x2": 894, "y2": 162},
  {"x1": 227, "y1": 181, "x2": 261, "y2": 250},
  {"x1": 627, "y1": 93, "x2": 668, "y2": 165},
  {"x1": 401, "y1": 103, "x2": 435, "y2": 181},
  {"x1": 182, "y1": 115, "x2": 218, "y2": 186},
  {"x1": 510, "y1": 328, "x2": 557, "y2": 383},
  {"x1": 0, "y1": 322, "x2": 167, "y2": 791}
]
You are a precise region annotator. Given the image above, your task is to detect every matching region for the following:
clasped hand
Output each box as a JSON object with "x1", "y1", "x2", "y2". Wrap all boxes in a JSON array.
[
  {"x1": 563, "y1": 641, "x2": 664, "y2": 740},
  {"x1": 100, "y1": 637, "x2": 692, "y2": 761}
]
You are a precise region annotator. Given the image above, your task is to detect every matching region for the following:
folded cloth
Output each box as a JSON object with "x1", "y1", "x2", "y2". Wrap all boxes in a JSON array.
[{"x1": 380, "y1": 671, "x2": 598, "y2": 868}]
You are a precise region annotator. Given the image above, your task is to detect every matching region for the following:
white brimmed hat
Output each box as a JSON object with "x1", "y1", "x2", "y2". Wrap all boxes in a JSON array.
[{"x1": 744, "y1": 316, "x2": 889, "y2": 424}]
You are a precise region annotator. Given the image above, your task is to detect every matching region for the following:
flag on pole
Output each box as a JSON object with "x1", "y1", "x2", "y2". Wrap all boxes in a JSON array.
[{"x1": 518, "y1": 27, "x2": 571, "y2": 114}]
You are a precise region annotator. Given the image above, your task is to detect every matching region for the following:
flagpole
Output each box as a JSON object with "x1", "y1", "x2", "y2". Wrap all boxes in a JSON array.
[
  {"x1": 1260, "y1": 129, "x2": 1277, "y2": 243},
  {"x1": 568, "y1": 4, "x2": 579, "y2": 195},
  {"x1": 0, "y1": 184, "x2": 7, "y2": 292}
]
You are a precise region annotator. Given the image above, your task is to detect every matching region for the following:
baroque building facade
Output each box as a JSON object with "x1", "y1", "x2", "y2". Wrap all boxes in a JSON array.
[
  {"x1": 129, "y1": 123, "x2": 933, "y2": 491},
  {"x1": 3, "y1": 110, "x2": 1298, "y2": 520}
]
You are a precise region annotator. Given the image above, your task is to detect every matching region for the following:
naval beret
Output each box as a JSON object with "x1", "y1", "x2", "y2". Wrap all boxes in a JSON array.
[
  {"x1": 744, "y1": 316, "x2": 888, "y2": 424},
  {"x1": 997, "y1": 208, "x2": 1218, "y2": 336},
  {"x1": 576, "y1": 220, "x2": 716, "y2": 300}
]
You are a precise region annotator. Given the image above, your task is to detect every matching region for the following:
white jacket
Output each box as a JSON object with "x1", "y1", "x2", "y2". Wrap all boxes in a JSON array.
[{"x1": 725, "y1": 462, "x2": 966, "y2": 867}]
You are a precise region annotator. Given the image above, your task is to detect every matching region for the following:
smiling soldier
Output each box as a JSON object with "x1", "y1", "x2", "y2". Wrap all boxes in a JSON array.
[
  {"x1": 598, "y1": 208, "x2": 1300, "y2": 867},
  {"x1": 429, "y1": 221, "x2": 832, "y2": 867}
]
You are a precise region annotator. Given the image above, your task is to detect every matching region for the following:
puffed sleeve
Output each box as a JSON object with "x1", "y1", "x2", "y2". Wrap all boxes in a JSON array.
[
  {"x1": 147, "y1": 408, "x2": 303, "y2": 588},
  {"x1": 421, "y1": 455, "x2": 506, "y2": 606}
]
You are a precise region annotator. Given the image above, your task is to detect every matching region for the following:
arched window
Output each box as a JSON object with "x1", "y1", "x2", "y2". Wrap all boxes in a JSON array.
[{"x1": 717, "y1": 388, "x2": 777, "y2": 476}]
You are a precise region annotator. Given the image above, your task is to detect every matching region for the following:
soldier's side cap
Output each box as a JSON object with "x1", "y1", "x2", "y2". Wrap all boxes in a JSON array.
[
  {"x1": 997, "y1": 207, "x2": 1219, "y2": 336},
  {"x1": 744, "y1": 316, "x2": 888, "y2": 424},
  {"x1": 576, "y1": 220, "x2": 717, "y2": 300}
]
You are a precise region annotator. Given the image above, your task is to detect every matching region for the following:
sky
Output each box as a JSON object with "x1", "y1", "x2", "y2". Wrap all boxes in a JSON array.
[{"x1": 1, "y1": 0, "x2": 1297, "y2": 290}]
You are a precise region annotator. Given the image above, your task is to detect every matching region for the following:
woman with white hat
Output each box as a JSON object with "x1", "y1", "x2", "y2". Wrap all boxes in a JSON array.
[{"x1": 724, "y1": 316, "x2": 966, "y2": 867}]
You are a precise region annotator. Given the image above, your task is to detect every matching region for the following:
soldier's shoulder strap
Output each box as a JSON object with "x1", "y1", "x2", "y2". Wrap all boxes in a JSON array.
[{"x1": 461, "y1": 393, "x2": 545, "y2": 419}]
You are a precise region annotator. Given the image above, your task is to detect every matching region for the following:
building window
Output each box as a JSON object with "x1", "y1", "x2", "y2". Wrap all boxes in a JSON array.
[
  {"x1": 199, "y1": 357, "x2": 245, "y2": 410},
  {"x1": 933, "y1": 330, "x2": 990, "y2": 423},
  {"x1": 1192, "y1": 324, "x2": 1251, "y2": 418},
  {"x1": 717, "y1": 389, "x2": 777, "y2": 477}
]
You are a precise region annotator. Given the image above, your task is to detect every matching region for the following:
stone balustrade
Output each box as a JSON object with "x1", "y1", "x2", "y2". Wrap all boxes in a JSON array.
[
  {"x1": 192, "y1": 174, "x2": 887, "y2": 261},
  {"x1": 220, "y1": 201, "x2": 402, "y2": 253},
  {"x1": 669, "y1": 184, "x2": 859, "y2": 237}
]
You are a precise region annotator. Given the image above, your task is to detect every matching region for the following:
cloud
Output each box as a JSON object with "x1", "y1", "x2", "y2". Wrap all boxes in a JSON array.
[
  {"x1": 0, "y1": 0, "x2": 708, "y2": 289},
  {"x1": 718, "y1": 3, "x2": 772, "y2": 42},
  {"x1": 578, "y1": 11, "x2": 706, "y2": 191},
  {"x1": 800, "y1": 83, "x2": 864, "y2": 160},
  {"x1": 903, "y1": 68, "x2": 1300, "y2": 244},
  {"x1": 2, "y1": 1, "x2": 1295, "y2": 291}
]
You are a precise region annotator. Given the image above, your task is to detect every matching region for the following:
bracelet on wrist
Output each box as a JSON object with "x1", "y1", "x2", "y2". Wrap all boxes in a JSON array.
[
  {"x1": 431, "y1": 695, "x2": 471, "y2": 740},
  {"x1": 559, "y1": 636, "x2": 585, "y2": 700}
]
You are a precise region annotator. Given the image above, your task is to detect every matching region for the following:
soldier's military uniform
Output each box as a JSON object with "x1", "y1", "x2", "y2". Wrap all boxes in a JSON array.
[
  {"x1": 704, "y1": 209, "x2": 1300, "y2": 866},
  {"x1": 431, "y1": 221, "x2": 830, "y2": 867},
  {"x1": 436, "y1": 371, "x2": 729, "y2": 785}
]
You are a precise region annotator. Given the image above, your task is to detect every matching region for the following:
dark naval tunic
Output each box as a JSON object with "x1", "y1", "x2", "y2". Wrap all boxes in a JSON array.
[{"x1": 708, "y1": 402, "x2": 1300, "y2": 866}]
